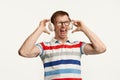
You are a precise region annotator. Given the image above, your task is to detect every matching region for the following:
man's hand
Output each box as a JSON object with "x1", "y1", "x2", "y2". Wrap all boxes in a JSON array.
[
  {"x1": 72, "y1": 20, "x2": 85, "y2": 33},
  {"x1": 39, "y1": 19, "x2": 50, "y2": 34}
]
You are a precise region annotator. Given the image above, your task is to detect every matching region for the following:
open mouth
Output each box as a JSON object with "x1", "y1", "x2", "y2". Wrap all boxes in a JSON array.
[
  {"x1": 60, "y1": 29, "x2": 67, "y2": 36},
  {"x1": 60, "y1": 29, "x2": 67, "y2": 32}
]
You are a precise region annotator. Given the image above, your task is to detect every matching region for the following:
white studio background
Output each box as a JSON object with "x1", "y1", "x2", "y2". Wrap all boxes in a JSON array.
[{"x1": 0, "y1": 0, "x2": 120, "y2": 80}]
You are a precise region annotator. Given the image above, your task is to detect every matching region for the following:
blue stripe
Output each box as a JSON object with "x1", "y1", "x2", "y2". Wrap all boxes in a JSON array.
[
  {"x1": 44, "y1": 59, "x2": 81, "y2": 67},
  {"x1": 45, "y1": 69, "x2": 81, "y2": 76},
  {"x1": 80, "y1": 47, "x2": 83, "y2": 54}
]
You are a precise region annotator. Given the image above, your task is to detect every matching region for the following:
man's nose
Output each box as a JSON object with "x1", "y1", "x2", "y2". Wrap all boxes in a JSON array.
[{"x1": 61, "y1": 23, "x2": 66, "y2": 27}]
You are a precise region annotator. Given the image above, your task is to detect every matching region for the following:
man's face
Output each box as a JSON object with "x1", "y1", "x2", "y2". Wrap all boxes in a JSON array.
[{"x1": 54, "y1": 15, "x2": 70, "y2": 39}]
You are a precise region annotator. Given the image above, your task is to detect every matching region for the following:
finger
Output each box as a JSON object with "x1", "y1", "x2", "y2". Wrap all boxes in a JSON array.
[
  {"x1": 40, "y1": 19, "x2": 50, "y2": 27},
  {"x1": 71, "y1": 20, "x2": 76, "y2": 26},
  {"x1": 45, "y1": 31, "x2": 50, "y2": 35},
  {"x1": 71, "y1": 20, "x2": 79, "y2": 27},
  {"x1": 44, "y1": 30, "x2": 50, "y2": 35},
  {"x1": 45, "y1": 19, "x2": 50, "y2": 23}
]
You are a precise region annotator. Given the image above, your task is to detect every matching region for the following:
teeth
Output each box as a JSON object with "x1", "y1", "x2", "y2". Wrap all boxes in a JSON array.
[
  {"x1": 60, "y1": 30, "x2": 65, "y2": 32},
  {"x1": 61, "y1": 29, "x2": 66, "y2": 31}
]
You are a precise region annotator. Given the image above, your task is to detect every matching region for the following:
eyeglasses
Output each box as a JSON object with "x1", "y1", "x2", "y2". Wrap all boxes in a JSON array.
[{"x1": 56, "y1": 21, "x2": 70, "y2": 26}]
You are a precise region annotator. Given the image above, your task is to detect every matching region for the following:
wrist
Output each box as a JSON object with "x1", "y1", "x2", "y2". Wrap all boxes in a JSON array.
[
  {"x1": 80, "y1": 25, "x2": 88, "y2": 32},
  {"x1": 37, "y1": 26, "x2": 44, "y2": 32}
]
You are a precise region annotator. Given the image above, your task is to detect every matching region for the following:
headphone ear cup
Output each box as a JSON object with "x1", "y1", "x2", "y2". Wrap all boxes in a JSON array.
[
  {"x1": 69, "y1": 22, "x2": 73, "y2": 30},
  {"x1": 48, "y1": 22, "x2": 54, "y2": 32}
]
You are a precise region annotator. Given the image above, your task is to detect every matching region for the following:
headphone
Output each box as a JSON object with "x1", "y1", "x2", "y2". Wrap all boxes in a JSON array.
[{"x1": 48, "y1": 22, "x2": 73, "y2": 32}]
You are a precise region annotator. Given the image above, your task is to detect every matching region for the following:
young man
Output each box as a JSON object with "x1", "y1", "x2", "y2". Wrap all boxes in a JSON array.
[{"x1": 18, "y1": 11, "x2": 106, "y2": 80}]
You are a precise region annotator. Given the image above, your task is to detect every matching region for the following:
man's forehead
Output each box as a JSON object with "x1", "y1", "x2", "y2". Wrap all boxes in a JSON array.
[{"x1": 55, "y1": 15, "x2": 70, "y2": 22}]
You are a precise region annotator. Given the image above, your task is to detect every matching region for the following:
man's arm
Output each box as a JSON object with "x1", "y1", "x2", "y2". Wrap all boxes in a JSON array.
[
  {"x1": 18, "y1": 19, "x2": 50, "y2": 58},
  {"x1": 72, "y1": 20, "x2": 106, "y2": 55}
]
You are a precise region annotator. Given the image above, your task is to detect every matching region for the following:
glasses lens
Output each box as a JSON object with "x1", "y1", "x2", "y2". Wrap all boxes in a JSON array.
[
  {"x1": 64, "y1": 21, "x2": 70, "y2": 26},
  {"x1": 57, "y1": 22, "x2": 62, "y2": 26},
  {"x1": 56, "y1": 21, "x2": 70, "y2": 26}
]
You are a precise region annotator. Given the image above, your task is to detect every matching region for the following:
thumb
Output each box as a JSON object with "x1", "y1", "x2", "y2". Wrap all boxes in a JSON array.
[
  {"x1": 71, "y1": 29, "x2": 77, "y2": 33},
  {"x1": 44, "y1": 28, "x2": 50, "y2": 34},
  {"x1": 45, "y1": 31, "x2": 50, "y2": 35}
]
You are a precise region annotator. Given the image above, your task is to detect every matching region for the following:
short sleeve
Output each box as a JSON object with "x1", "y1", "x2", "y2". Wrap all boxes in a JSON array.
[
  {"x1": 80, "y1": 42, "x2": 87, "y2": 55},
  {"x1": 35, "y1": 43, "x2": 44, "y2": 57}
]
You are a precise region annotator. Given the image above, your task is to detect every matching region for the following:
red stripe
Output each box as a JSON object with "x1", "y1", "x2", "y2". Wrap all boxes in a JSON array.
[
  {"x1": 40, "y1": 42, "x2": 82, "y2": 50},
  {"x1": 53, "y1": 78, "x2": 82, "y2": 80}
]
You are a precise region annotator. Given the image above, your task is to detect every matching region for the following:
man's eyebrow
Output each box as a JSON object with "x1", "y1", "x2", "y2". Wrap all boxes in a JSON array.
[{"x1": 56, "y1": 20, "x2": 70, "y2": 22}]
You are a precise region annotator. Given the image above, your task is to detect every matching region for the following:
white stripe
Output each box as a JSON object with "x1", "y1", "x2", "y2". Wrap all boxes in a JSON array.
[
  {"x1": 45, "y1": 47, "x2": 80, "y2": 53},
  {"x1": 45, "y1": 64, "x2": 81, "y2": 72},
  {"x1": 45, "y1": 73, "x2": 82, "y2": 80},
  {"x1": 81, "y1": 42, "x2": 87, "y2": 55}
]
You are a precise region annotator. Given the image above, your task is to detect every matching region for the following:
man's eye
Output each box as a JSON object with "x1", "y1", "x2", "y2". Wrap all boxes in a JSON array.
[{"x1": 57, "y1": 23, "x2": 62, "y2": 25}]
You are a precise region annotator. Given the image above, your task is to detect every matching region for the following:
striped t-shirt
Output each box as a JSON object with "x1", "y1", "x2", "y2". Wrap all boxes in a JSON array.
[{"x1": 36, "y1": 38, "x2": 86, "y2": 80}]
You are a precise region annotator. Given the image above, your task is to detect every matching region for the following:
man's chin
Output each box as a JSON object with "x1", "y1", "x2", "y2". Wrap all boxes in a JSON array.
[{"x1": 60, "y1": 35, "x2": 67, "y2": 39}]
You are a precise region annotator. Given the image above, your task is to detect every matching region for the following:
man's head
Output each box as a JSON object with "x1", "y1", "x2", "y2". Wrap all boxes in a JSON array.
[
  {"x1": 50, "y1": 10, "x2": 71, "y2": 40},
  {"x1": 51, "y1": 10, "x2": 71, "y2": 24}
]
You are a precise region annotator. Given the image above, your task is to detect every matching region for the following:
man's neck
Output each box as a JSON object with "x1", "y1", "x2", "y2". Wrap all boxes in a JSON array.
[{"x1": 54, "y1": 36, "x2": 68, "y2": 44}]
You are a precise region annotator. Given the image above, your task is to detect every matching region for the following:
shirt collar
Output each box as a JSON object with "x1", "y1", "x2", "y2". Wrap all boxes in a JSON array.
[{"x1": 50, "y1": 38, "x2": 72, "y2": 44}]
